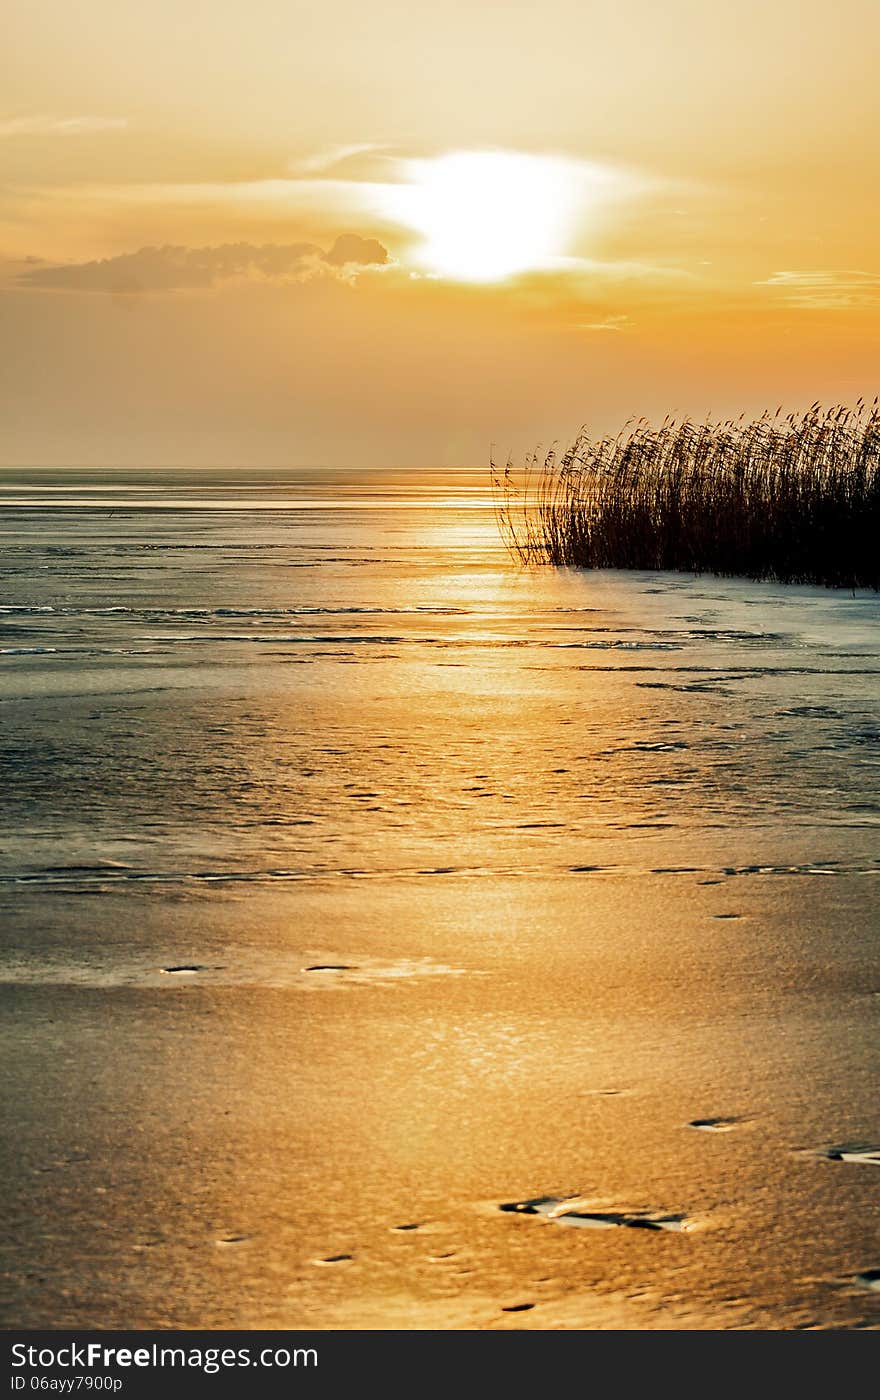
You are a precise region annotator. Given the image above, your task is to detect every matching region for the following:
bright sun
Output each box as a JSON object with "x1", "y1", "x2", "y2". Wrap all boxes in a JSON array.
[{"x1": 389, "y1": 151, "x2": 586, "y2": 283}]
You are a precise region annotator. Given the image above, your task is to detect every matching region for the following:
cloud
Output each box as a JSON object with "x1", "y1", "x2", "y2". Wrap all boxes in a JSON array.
[
  {"x1": 0, "y1": 115, "x2": 128, "y2": 137},
  {"x1": 550, "y1": 255, "x2": 694, "y2": 284},
  {"x1": 2, "y1": 149, "x2": 658, "y2": 284},
  {"x1": 578, "y1": 313, "x2": 632, "y2": 332},
  {"x1": 756, "y1": 269, "x2": 880, "y2": 309},
  {"x1": 323, "y1": 233, "x2": 388, "y2": 267},
  {"x1": 18, "y1": 235, "x2": 388, "y2": 293},
  {"x1": 287, "y1": 144, "x2": 388, "y2": 176}
]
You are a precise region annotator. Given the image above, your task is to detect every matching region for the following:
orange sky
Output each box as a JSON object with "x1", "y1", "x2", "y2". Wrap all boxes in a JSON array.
[{"x1": 2, "y1": 0, "x2": 878, "y2": 466}]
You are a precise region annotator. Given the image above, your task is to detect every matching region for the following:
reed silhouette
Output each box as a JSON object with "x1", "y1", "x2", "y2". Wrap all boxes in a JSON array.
[{"x1": 492, "y1": 401, "x2": 879, "y2": 588}]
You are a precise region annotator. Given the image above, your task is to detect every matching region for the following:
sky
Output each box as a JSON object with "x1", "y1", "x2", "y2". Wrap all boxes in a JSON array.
[{"x1": 2, "y1": 0, "x2": 879, "y2": 466}]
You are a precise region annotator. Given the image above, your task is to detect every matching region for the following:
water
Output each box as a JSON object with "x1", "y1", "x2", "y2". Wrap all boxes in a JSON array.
[
  {"x1": 1, "y1": 468, "x2": 878, "y2": 1328},
  {"x1": 2, "y1": 469, "x2": 878, "y2": 892}
]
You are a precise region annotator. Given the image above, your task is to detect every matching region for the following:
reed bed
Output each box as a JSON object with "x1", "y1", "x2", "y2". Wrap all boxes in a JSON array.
[{"x1": 492, "y1": 401, "x2": 880, "y2": 588}]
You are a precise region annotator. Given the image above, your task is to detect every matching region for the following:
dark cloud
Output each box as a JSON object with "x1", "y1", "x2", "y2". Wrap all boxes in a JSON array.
[
  {"x1": 323, "y1": 233, "x2": 389, "y2": 268},
  {"x1": 18, "y1": 235, "x2": 389, "y2": 293}
]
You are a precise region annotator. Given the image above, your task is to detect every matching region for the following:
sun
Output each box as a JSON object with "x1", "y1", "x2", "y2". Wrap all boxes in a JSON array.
[{"x1": 387, "y1": 150, "x2": 585, "y2": 283}]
